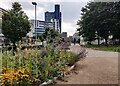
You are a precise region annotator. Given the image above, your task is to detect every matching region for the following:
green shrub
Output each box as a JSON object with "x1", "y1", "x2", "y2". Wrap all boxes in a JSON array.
[{"x1": 1, "y1": 44, "x2": 83, "y2": 85}]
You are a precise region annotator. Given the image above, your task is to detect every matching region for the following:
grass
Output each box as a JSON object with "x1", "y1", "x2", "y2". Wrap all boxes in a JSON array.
[{"x1": 85, "y1": 44, "x2": 120, "y2": 52}]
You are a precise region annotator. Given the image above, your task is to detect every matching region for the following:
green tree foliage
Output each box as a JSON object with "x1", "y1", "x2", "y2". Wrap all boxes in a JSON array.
[
  {"x1": 40, "y1": 28, "x2": 62, "y2": 45},
  {"x1": 110, "y1": 2, "x2": 120, "y2": 42},
  {"x1": 2, "y1": 2, "x2": 30, "y2": 46},
  {"x1": 77, "y1": 2, "x2": 120, "y2": 45}
]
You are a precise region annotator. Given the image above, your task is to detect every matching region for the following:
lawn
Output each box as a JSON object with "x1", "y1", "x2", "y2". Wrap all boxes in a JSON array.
[{"x1": 85, "y1": 44, "x2": 120, "y2": 52}]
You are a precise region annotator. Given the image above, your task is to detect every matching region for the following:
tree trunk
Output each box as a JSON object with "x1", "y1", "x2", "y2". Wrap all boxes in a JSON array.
[
  {"x1": 88, "y1": 41, "x2": 92, "y2": 45},
  {"x1": 118, "y1": 39, "x2": 120, "y2": 45},
  {"x1": 105, "y1": 38, "x2": 108, "y2": 46},
  {"x1": 13, "y1": 42, "x2": 16, "y2": 56},
  {"x1": 98, "y1": 37, "x2": 100, "y2": 46}
]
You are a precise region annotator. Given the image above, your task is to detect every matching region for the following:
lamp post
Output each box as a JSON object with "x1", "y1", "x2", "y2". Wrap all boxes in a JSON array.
[
  {"x1": 32, "y1": 2, "x2": 37, "y2": 44},
  {"x1": 32, "y1": 2, "x2": 38, "y2": 76}
]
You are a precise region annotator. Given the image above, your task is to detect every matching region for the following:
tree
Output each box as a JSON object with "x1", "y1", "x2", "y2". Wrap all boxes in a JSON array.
[
  {"x1": 77, "y1": 2, "x2": 120, "y2": 46},
  {"x1": 110, "y1": 2, "x2": 120, "y2": 44},
  {"x1": 41, "y1": 28, "x2": 62, "y2": 46},
  {"x1": 2, "y1": 2, "x2": 30, "y2": 48},
  {"x1": 77, "y1": 2, "x2": 101, "y2": 45}
]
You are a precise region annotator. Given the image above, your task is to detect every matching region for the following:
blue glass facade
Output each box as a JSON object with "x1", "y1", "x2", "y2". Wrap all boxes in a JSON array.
[
  {"x1": 29, "y1": 20, "x2": 54, "y2": 37},
  {"x1": 55, "y1": 5, "x2": 60, "y2": 19},
  {"x1": 35, "y1": 28, "x2": 45, "y2": 33},
  {"x1": 33, "y1": 27, "x2": 45, "y2": 36},
  {"x1": 45, "y1": 12, "x2": 54, "y2": 22},
  {"x1": 45, "y1": 4, "x2": 61, "y2": 33},
  {"x1": 28, "y1": 5, "x2": 61, "y2": 37}
]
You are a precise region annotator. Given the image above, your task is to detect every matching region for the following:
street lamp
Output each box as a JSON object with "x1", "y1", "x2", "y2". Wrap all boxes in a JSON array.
[
  {"x1": 32, "y1": 2, "x2": 37, "y2": 43},
  {"x1": 32, "y1": 2, "x2": 38, "y2": 76}
]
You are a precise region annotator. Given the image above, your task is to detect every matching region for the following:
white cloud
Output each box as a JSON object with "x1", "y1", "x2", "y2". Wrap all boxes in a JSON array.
[
  {"x1": 62, "y1": 22, "x2": 77, "y2": 36},
  {"x1": 0, "y1": 1, "x2": 88, "y2": 36},
  {"x1": 36, "y1": 7, "x2": 44, "y2": 20},
  {"x1": 1, "y1": 0, "x2": 90, "y2": 2},
  {"x1": 0, "y1": 2, "x2": 12, "y2": 10},
  {"x1": 27, "y1": 6, "x2": 44, "y2": 20},
  {"x1": 23, "y1": 10, "x2": 34, "y2": 19}
]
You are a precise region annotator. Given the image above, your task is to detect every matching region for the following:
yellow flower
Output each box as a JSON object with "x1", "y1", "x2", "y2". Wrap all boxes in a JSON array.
[
  {"x1": 1, "y1": 73, "x2": 11, "y2": 78},
  {"x1": 21, "y1": 68, "x2": 25, "y2": 73},
  {"x1": 0, "y1": 75, "x2": 3, "y2": 78},
  {"x1": 21, "y1": 74, "x2": 29, "y2": 77},
  {"x1": 17, "y1": 68, "x2": 25, "y2": 74},
  {"x1": 2, "y1": 67, "x2": 6, "y2": 71},
  {"x1": 25, "y1": 69, "x2": 30, "y2": 74}
]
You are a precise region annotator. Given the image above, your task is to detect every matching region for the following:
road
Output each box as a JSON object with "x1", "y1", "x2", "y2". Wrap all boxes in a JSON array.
[{"x1": 57, "y1": 44, "x2": 118, "y2": 84}]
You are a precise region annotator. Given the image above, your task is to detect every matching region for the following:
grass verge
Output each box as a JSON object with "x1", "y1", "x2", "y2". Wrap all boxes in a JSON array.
[{"x1": 85, "y1": 44, "x2": 120, "y2": 52}]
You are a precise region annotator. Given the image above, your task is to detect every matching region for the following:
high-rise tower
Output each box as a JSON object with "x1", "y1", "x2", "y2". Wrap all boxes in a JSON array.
[{"x1": 45, "y1": 4, "x2": 61, "y2": 33}]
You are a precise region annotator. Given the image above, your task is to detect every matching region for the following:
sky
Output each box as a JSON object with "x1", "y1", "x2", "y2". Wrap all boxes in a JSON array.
[{"x1": 0, "y1": 0, "x2": 91, "y2": 36}]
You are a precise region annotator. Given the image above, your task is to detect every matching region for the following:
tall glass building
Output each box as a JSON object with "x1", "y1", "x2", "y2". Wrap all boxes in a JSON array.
[
  {"x1": 0, "y1": 7, "x2": 6, "y2": 35},
  {"x1": 45, "y1": 4, "x2": 61, "y2": 33},
  {"x1": 0, "y1": 8, "x2": 2, "y2": 34},
  {"x1": 0, "y1": 7, "x2": 7, "y2": 47},
  {"x1": 27, "y1": 20, "x2": 54, "y2": 37},
  {"x1": 28, "y1": 4, "x2": 62, "y2": 37}
]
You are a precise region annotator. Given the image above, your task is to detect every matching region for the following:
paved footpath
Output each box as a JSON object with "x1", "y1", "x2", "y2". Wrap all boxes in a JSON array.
[{"x1": 57, "y1": 44, "x2": 118, "y2": 84}]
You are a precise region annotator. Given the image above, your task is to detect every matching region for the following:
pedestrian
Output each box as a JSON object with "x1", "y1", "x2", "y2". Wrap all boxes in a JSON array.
[
  {"x1": 78, "y1": 38, "x2": 80, "y2": 45},
  {"x1": 73, "y1": 38, "x2": 76, "y2": 45}
]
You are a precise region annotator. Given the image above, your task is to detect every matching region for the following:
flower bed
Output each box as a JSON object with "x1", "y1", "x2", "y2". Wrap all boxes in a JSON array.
[{"x1": 0, "y1": 44, "x2": 86, "y2": 85}]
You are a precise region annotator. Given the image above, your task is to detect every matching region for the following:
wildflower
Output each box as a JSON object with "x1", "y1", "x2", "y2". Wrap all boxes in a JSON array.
[
  {"x1": 0, "y1": 75, "x2": 3, "y2": 78},
  {"x1": 21, "y1": 74, "x2": 29, "y2": 78},
  {"x1": 21, "y1": 68, "x2": 25, "y2": 73},
  {"x1": 17, "y1": 68, "x2": 25, "y2": 74},
  {"x1": 25, "y1": 68, "x2": 30, "y2": 74},
  {"x1": 2, "y1": 67, "x2": 6, "y2": 71},
  {"x1": 1, "y1": 73, "x2": 11, "y2": 79}
]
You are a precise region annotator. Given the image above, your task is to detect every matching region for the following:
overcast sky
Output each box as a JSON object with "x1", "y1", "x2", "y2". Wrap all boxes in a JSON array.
[{"x1": 0, "y1": 0, "x2": 91, "y2": 36}]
